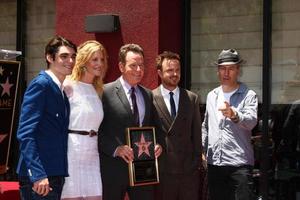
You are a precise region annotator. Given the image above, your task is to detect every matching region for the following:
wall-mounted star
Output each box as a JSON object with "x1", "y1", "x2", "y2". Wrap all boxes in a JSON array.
[
  {"x1": 134, "y1": 133, "x2": 152, "y2": 158},
  {"x1": 1, "y1": 77, "x2": 14, "y2": 97},
  {"x1": 0, "y1": 66, "x2": 4, "y2": 76}
]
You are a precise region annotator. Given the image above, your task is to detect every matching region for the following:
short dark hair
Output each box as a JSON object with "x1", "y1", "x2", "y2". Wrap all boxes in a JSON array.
[
  {"x1": 45, "y1": 35, "x2": 77, "y2": 68},
  {"x1": 156, "y1": 51, "x2": 180, "y2": 70},
  {"x1": 118, "y1": 43, "x2": 144, "y2": 65}
]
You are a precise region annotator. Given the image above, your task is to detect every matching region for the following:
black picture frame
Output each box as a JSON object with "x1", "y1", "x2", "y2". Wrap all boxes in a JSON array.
[
  {"x1": 126, "y1": 126, "x2": 159, "y2": 186},
  {"x1": 0, "y1": 60, "x2": 21, "y2": 174}
]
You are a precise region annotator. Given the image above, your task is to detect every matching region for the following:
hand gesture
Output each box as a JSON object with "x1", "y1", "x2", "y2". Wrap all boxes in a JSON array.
[
  {"x1": 218, "y1": 101, "x2": 235, "y2": 118},
  {"x1": 32, "y1": 178, "x2": 52, "y2": 196}
]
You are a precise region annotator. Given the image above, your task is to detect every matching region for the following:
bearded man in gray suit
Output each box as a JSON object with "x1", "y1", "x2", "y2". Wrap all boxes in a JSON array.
[{"x1": 152, "y1": 51, "x2": 203, "y2": 200}]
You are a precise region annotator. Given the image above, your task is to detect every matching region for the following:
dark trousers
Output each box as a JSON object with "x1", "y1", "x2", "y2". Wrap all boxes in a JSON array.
[
  {"x1": 19, "y1": 176, "x2": 65, "y2": 200},
  {"x1": 207, "y1": 165, "x2": 254, "y2": 200},
  {"x1": 102, "y1": 181, "x2": 154, "y2": 200},
  {"x1": 155, "y1": 170, "x2": 200, "y2": 200}
]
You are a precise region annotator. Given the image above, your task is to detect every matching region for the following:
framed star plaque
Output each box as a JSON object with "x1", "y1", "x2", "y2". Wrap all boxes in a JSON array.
[
  {"x1": 126, "y1": 126, "x2": 159, "y2": 186},
  {"x1": 0, "y1": 59, "x2": 21, "y2": 174}
]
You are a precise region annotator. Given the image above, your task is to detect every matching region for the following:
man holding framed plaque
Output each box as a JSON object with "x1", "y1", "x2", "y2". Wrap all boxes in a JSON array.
[
  {"x1": 99, "y1": 44, "x2": 164, "y2": 200},
  {"x1": 152, "y1": 51, "x2": 202, "y2": 200}
]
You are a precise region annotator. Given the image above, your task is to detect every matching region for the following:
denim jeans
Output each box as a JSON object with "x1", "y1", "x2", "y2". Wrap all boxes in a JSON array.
[
  {"x1": 207, "y1": 165, "x2": 255, "y2": 200},
  {"x1": 19, "y1": 176, "x2": 65, "y2": 200}
]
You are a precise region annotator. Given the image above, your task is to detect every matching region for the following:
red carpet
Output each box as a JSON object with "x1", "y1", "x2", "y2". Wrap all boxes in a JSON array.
[{"x1": 0, "y1": 182, "x2": 20, "y2": 200}]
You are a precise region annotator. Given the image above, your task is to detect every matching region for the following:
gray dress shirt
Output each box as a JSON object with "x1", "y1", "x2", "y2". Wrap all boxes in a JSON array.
[{"x1": 202, "y1": 83, "x2": 258, "y2": 166}]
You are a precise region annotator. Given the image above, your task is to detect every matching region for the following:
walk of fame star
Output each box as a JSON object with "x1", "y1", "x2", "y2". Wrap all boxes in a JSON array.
[
  {"x1": 1, "y1": 77, "x2": 13, "y2": 97},
  {"x1": 134, "y1": 133, "x2": 152, "y2": 158}
]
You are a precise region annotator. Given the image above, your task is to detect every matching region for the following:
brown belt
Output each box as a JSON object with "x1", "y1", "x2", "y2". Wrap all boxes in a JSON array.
[{"x1": 68, "y1": 129, "x2": 97, "y2": 137}]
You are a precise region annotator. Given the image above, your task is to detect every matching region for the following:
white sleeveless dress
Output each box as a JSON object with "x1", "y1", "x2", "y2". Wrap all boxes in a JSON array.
[{"x1": 61, "y1": 80, "x2": 103, "y2": 198}]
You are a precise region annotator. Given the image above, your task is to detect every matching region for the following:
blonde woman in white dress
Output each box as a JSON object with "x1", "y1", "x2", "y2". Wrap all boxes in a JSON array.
[{"x1": 61, "y1": 40, "x2": 108, "y2": 200}]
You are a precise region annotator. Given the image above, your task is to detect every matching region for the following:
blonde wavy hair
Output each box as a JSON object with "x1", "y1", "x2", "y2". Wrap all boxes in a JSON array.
[{"x1": 70, "y1": 40, "x2": 108, "y2": 95}]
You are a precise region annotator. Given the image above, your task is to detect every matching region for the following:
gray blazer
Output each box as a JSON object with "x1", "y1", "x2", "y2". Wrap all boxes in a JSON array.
[{"x1": 99, "y1": 78, "x2": 163, "y2": 185}]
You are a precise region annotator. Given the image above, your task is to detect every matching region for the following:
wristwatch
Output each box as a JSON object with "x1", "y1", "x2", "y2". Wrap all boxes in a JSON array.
[{"x1": 230, "y1": 111, "x2": 239, "y2": 123}]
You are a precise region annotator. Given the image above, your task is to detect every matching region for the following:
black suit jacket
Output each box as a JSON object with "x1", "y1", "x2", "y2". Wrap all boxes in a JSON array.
[
  {"x1": 153, "y1": 87, "x2": 202, "y2": 174},
  {"x1": 99, "y1": 78, "x2": 164, "y2": 185}
]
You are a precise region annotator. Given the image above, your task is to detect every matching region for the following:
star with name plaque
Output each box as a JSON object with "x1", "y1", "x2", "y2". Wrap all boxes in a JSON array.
[
  {"x1": 126, "y1": 126, "x2": 159, "y2": 186},
  {"x1": 0, "y1": 59, "x2": 21, "y2": 174}
]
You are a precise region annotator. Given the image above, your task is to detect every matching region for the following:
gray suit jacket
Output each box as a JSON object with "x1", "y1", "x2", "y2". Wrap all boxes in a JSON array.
[
  {"x1": 99, "y1": 78, "x2": 164, "y2": 185},
  {"x1": 152, "y1": 86, "x2": 202, "y2": 174}
]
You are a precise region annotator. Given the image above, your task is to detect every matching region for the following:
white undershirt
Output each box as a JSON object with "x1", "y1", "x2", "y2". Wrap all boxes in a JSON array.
[
  {"x1": 217, "y1": 88, "x2": 237, "y2": 120},
  {"x1": 45, "y1": 70, "x2": 64, "y2": 97}
]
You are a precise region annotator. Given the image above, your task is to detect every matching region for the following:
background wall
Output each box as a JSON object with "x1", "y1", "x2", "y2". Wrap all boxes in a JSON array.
[
  {"x1": 191, "y1": 0, "x2": 263, "y2": 103},
  {"x1": 25, "y1": 0, "x2": 56, "y2": 82},
  {"x1": 0, "y1": 0, "x2": 16, "y2": 51},
  {"x1": 56, "y1": 0, "x2": 161, "y2": 88},
  {"x1": 1, "y1": 0, "x2": 183, "y2": 89}
]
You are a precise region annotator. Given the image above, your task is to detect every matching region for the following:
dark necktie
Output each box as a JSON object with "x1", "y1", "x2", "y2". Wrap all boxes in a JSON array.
[
  {"x1": 169, "y1": 91, "x2": 176, "y2": 119},
  {"x1": 131, "y1": 87, "x2": 140, "y2": 125}
]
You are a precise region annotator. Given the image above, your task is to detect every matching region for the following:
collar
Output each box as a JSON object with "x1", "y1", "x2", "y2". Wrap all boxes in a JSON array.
[
  {"x1": 160, "y1": 85, "x2": 179, "y2": 97},
  {"x1": 45, "y1": 70, "x2": 64, "y2": 92},
  {"x1": 214, "y1": 82, "x2": 247, "y2": 95},
  {"x1": 120, "y1": 76, "x2": 138, "y2": 95}
]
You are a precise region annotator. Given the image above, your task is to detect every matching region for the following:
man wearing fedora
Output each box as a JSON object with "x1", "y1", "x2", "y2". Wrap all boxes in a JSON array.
[{"x1": 202, "y1": 49, "x2": 258, "y2": 200}]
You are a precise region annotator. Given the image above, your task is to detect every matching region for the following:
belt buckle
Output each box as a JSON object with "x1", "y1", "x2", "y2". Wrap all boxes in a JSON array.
[{"x1": 89, "y1": 130, "x2": 96, "y2": 137}]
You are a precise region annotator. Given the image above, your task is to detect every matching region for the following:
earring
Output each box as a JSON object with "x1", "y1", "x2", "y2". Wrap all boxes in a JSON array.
[{"x1": 81, "y1": 66, "x2": 86, "y2": 72}]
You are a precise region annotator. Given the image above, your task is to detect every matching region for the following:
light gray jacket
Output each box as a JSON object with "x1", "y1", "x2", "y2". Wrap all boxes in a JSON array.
[{"x1": 202, "y1": 83, "x2": 258, "y2": 166}]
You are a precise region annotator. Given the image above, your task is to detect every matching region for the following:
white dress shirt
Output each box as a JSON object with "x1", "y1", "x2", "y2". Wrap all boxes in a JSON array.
[{"x1": 160, "y1": 84, "x2": 179, "y2": 116}]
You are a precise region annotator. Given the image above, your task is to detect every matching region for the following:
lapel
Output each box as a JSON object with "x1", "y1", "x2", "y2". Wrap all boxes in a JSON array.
[
  {"x1": 138, "y1": 85, "x2": 149, "y2": 125},
  {"x1": 114, "y1": 79, "x2": 135, "y2": 121},
  {"x1": 63, "y1": 91, "x2": 70, "y2": 120},
  {"x1": 176, "y1": 88, "x2": 189, "y2": 123},
  {"x1": 154, "y1": 87, "x2": 189, "y2": 133},
  {"x1": 153, "y1": 87, "x2": 173, "y2": 129},
  {"x1": 41, "y1": 71, "x2": 69, "y2": 120},
  {"x1": 168, "y1": 88, "x2": 189, "y2": 133}
]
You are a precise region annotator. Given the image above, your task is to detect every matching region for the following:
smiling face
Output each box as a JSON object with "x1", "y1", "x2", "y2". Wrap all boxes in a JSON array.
[
  {"x1": 119, "y1": 51, "x2": 144, "y2": 86},
  {"x1": 47, "y1": 45, "x2": 76, "y2": 83},
  {"x1": 84, "y1": 50, "x2": 105, "y2": 80},
  {"x1": 158, "y1": 58, "x2": 181, "y2": 91}
]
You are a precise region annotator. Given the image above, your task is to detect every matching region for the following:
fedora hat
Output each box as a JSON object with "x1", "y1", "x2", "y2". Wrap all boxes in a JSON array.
[{"x1": 215, "y1": 49, "x2": 243, "y2": 66}]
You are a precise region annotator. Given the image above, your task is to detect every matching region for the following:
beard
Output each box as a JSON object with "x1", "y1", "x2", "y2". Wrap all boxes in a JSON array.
[{"x1": 164, "y1": 77, "x2": 179, "y2": 89}]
